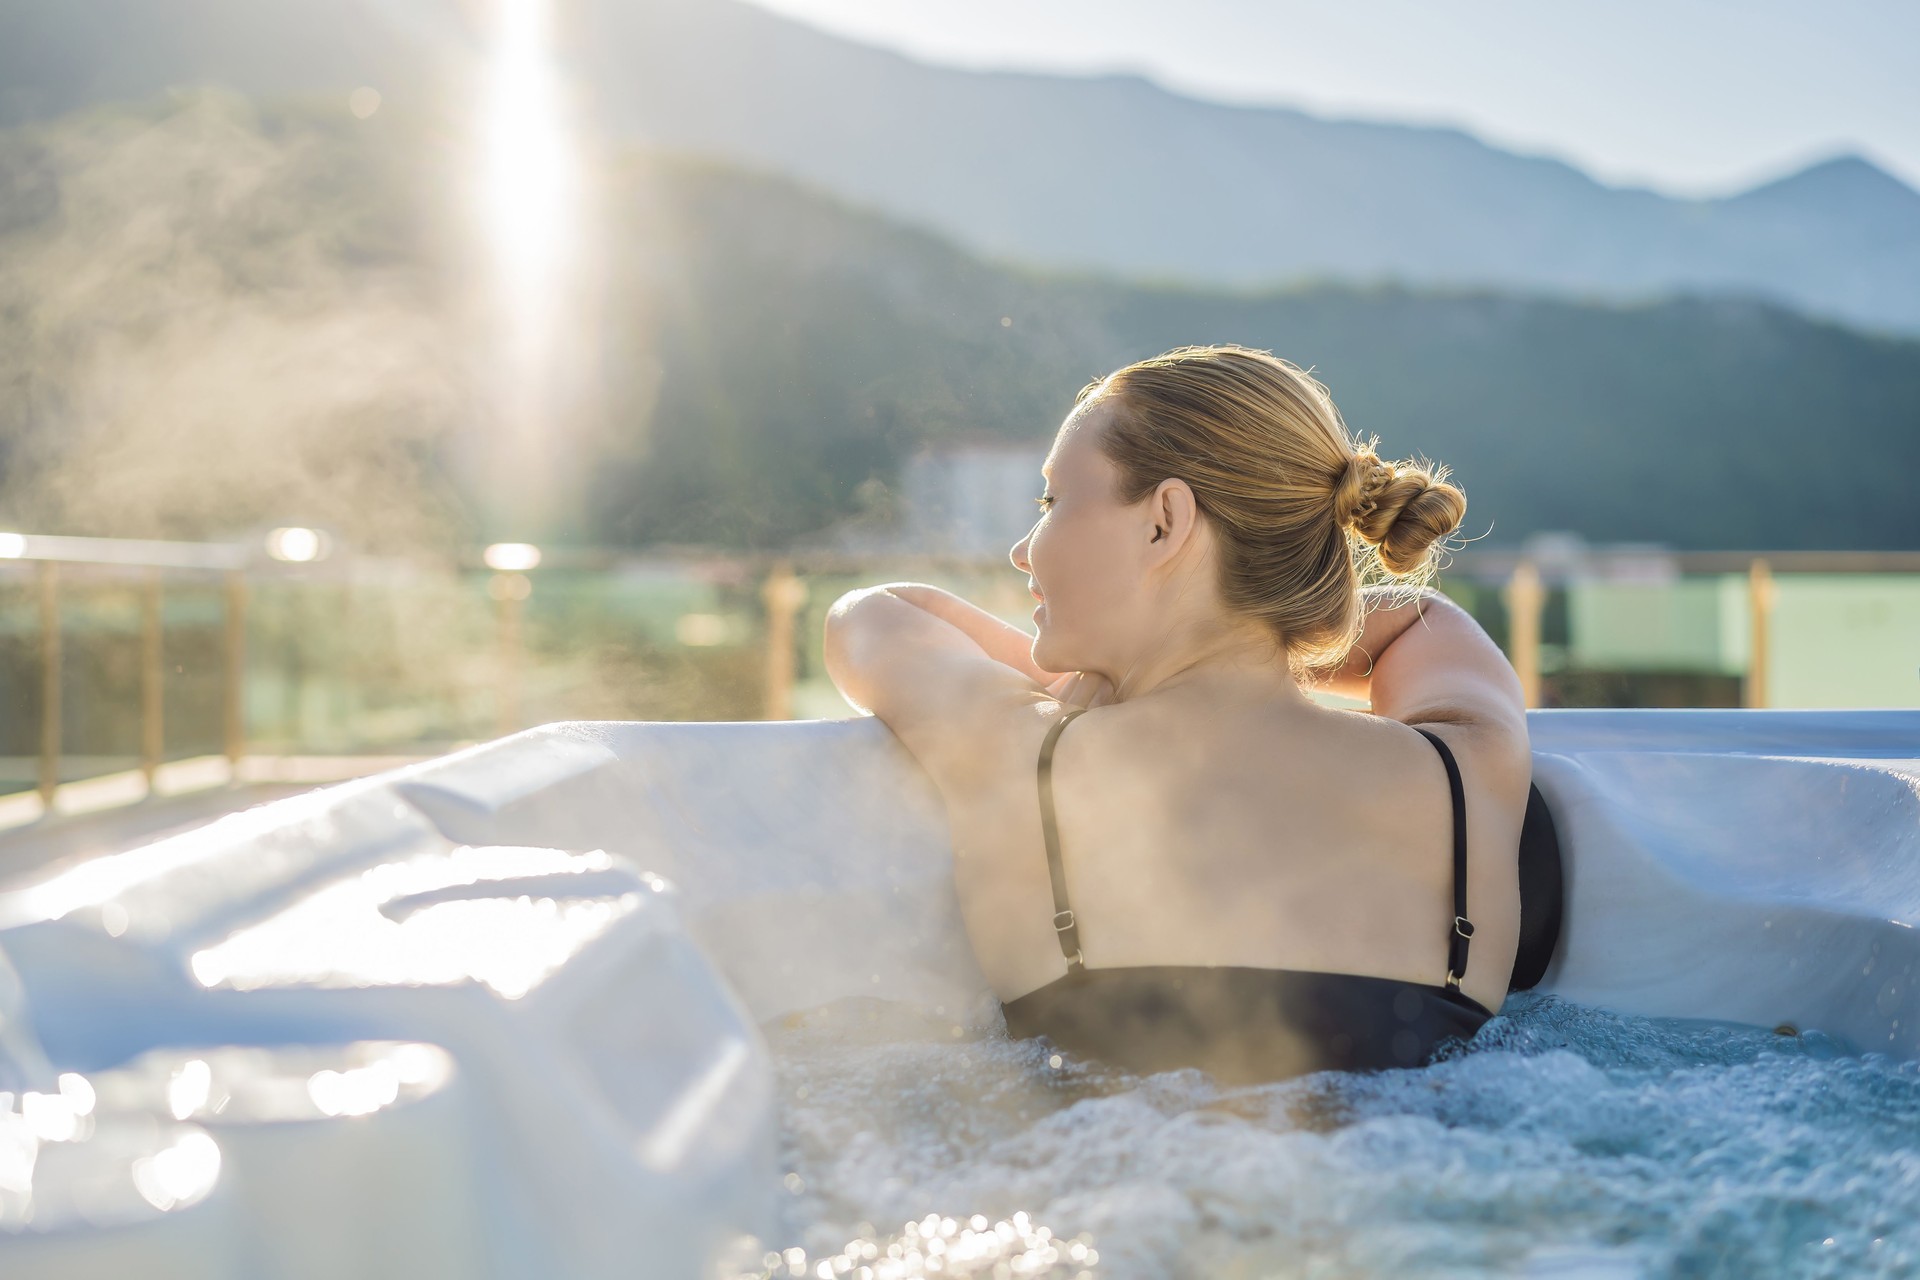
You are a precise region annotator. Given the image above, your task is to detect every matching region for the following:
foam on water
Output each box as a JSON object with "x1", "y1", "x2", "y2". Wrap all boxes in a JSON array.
[{"x1": 745, "y1": 993, "x2": 1920, "y2": 1280}]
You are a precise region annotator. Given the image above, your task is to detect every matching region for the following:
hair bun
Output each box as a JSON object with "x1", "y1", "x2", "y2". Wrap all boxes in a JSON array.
[
  {"x1": 1333, "y1": 450, "x2": 1395, "y2": 530},
  {"x1": 1082, "y1": 343, "x2": 1466, "y2": 673},
  {"x1": 1335, "y1": 447, "x2": 1467, "y2": 575}
]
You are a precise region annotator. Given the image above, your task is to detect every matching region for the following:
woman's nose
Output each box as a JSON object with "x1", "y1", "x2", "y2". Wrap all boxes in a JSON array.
[{"x1": 1009, "y1": 530, "x2": 1032, "y2": 573}]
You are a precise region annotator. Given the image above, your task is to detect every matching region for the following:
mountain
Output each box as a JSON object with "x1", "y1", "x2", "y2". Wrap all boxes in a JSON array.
[
  {"x1": 617, "y1": 159, "x2": 1920, "y2": 552},
  {"x1": 0, "y1": 0, "x2": 464, "y2": 121},
  {"x1": 6, "y1": 95, "x2": 1917, "y2": 553},
  {"x1": 582, "y1": 0, "x2": 1920, "y2": 334},
  {"x1": 1, "y1": 0, "x2": 1916, "y2": 334},
  {"x1": 1724, "y1": 154, "x2": 1920, "y2": 240}
]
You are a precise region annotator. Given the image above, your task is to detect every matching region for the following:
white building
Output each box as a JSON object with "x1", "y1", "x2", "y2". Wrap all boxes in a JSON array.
[{"x1": 829, "y1": 439, "x2": 1047, "y2": 558}]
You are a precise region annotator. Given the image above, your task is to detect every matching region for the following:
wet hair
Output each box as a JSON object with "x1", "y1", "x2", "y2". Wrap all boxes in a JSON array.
[{"x1": 1078, "y1": 344, "x2": 1466, "y2": 673}]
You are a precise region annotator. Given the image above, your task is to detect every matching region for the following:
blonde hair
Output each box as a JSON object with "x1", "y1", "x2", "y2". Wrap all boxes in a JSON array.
[{"x1": 1081, "y1": 344, "x2": 1466, "y2": 673}]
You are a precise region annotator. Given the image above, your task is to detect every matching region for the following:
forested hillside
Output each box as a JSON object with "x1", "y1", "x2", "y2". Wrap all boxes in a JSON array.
[
  {"x1": 6, "y1": 0, "x2": 1919, "y2": 334},
  {"x1": 4, "y1": 94, "x2": 1918, "y2": 552}
]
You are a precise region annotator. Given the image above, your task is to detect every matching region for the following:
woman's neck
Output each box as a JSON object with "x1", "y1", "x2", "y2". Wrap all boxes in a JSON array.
[{"x1": 1108, "y1": 616, "x2": 1309, "y2": 708}]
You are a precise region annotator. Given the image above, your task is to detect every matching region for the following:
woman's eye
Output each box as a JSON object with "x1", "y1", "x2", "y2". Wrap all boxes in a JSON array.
[{"x1": 1035, "y1": 494, "x2": 1055, "y2": 511}]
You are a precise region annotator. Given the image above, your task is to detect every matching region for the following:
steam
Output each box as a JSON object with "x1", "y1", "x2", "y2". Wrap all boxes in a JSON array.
[
  {"x1": 0, "y1": 91, "x2": 478, "y2": 554},
  {"x1": 0, "y1": 83, "x2": 674, "y2": 735}
]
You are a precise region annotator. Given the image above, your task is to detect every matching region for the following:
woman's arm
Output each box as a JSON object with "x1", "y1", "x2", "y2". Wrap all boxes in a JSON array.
[
  {"x1": 862, "y1": 584, "x2": 1118, "y2": 707},
  {"x1": 1309, "y1": 588, "x2": 1525, "y2": 736},
  {"x1": 850, "y1": 583, "x2": 1056, "y2": 684},
  {"x1": 1308, "y1": 587, "x2": 1448, "y2": 702},
  {"x1": 823, "y1": 582, "x2": 1055, "y2": 783}
]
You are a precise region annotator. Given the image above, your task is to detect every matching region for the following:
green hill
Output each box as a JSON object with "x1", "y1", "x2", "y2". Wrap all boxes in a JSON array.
[
  {"x1": 4, "y1": 93, "x2": 1918, "y2": 552},
  {"x1": 6, "y1": 0, "x2": 1919, "y2": 336}
]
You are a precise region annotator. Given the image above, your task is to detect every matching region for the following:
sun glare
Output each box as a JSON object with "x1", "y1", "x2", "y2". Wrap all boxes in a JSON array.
[
  {"x1": 485, "y1": 0, "x2": 574, "y2": 316},
  {"x1": 476, "y1": 0, "x2": 582, "y2": 535}
]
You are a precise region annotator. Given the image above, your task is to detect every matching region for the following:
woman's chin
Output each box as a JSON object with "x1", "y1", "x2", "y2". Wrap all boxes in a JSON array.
[{"x1": 1031, "y1": 634, "x2": 1070, "y2": 676}]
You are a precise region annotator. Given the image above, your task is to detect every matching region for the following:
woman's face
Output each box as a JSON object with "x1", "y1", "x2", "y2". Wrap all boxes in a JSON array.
[{"x1": 1009, "y1": 401, "x2": 1154, "y2": 677}]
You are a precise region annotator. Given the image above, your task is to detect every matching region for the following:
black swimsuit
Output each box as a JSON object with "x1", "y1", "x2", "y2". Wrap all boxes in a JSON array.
[{"x1": 1001, "y1": 709, "x2": 1564, "y2": 1083}]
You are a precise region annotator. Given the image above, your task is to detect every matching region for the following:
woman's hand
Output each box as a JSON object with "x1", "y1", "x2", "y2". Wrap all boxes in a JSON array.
[{"x1": 1044, "y1": 670, "x2": 1116, "y2": 709}]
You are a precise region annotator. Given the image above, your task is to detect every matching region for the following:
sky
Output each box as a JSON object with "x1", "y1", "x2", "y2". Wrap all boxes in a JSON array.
[{"x1": 743, "y1": 0, "x2": 1920, "y2": 197}]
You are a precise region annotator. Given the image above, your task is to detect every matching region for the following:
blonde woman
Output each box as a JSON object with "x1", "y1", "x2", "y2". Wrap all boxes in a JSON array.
[{"x1": 826, "y1": 345, "x2": 1561, "y2": 1083}]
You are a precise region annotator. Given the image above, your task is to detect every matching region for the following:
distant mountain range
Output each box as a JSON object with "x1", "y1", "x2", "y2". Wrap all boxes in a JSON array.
[
  {"x1": 6, "y1": 95, "x2": 1918, "y2": 553},
  {"x1": 2, "y1": 0, "x2": 1917, "y2": 334}
]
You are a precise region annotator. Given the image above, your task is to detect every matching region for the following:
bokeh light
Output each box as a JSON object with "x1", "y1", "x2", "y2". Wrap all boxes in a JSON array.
[
  {"x1": 484, "y1": 542, "x2": 543, "y2": 572},
  {"x1": 265, "y1": 526, "x2": 326, "y2": 563}
]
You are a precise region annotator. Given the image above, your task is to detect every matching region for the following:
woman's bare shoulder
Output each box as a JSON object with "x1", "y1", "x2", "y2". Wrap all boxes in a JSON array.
[{"x1": 825, "y1": 587, "x2": 1057, "y2": 790}]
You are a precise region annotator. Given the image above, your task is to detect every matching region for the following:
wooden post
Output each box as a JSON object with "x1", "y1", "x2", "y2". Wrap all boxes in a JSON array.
[
  {"x1": 492, "y1": 573, "x2": 530, "y2": 736},
  {"x1": 141, "y1": 569, "x2": 165, "y2": 788},
  {"x1": 223, "y1": 571, "x2": 248, "y2": 770},
  {"x1": 1746, "y1": 558, "x2": 1775, "y2": 709},
  {"x1": 1504, "y1": 559, "x2": 1544, "y2": 709},
  {"x1": 37, "y1": 561, "x2": 60, "y2": 807},
  {"x1": 760, "y1": 562, "x2": 808, "y2": 721}
]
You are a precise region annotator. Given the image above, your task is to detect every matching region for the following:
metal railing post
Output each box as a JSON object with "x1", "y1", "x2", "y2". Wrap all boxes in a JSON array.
[
  {"x1": 141, "y1": 568, "x2": 164, "y2": 788},
  {"x1": 223, "y1": 570, "x2": 248, "y2": 770},
  {"x1": 37, "y1": 561, "x2": 60, "y2": 807},
  {"x1": 1504, "y1": 558, "x2": 1544, "y2": 709},
  {"x1": 1745, "y1": 558, "x2": 1774, "y2": 709}
]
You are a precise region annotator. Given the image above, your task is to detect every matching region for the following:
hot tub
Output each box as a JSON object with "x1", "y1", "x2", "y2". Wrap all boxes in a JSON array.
[{"x1": 1, "y1": 709, "x2": 1915, "y2": 1277}]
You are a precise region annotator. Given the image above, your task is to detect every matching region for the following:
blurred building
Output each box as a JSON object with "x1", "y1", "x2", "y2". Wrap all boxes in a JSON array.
[{"x1": 826, "y1": 440, "x2": 1046, "y2": 558}]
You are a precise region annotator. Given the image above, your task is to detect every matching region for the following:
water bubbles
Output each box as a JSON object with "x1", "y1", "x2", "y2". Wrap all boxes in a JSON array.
[
  {"x1": 129, "y1": 1129, "x2": 221, "y2": 1211},
  {"x1": 306, "y1": 1061, "x2": 401, "y2": 1118},
  {"x1": 761, "y1": 991, "x2": 1920, "y2": 1278},
  {"x1": 167, "y1": 1059, "x2": 211, "y2": 1119},
  {"x1": 56, "y1": 1073, "x2": 95, "y2": 1118},
  {"x1": 19, "y1": 1089, "x2": 82, "y2": 1142},
  {"x1": 730, "y1": 1213, "x2": 1088, "y2": 1280}
]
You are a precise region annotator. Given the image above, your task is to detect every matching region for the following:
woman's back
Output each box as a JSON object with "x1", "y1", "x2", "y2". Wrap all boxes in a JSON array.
[
  {"x1": 823, "y1": 343, "x2": 1540, "y2": 1080},
  {"x1": 940, "y1": 682, "x2": 1529, "y2": 1024}
]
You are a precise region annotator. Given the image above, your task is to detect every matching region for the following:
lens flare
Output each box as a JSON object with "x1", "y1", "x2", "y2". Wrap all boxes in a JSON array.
[
  {"x1": 477, "y1": 0, "x2": 582, "y2": 535},
  {"x1": 484, "y1": 0, "x2": 574, "y2": 324}
]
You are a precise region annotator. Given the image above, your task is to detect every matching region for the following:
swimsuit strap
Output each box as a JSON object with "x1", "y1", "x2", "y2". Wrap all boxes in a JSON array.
[
  {"x1": 1037, "y1": 712, "x2": 1476, "y2": 990},
  {"x1": 1037, "y1": 707, "x2": 1089, "y2": 973},
  {"x1": 1413, "y1": 727, "x2": 1476, "y2": 989}
]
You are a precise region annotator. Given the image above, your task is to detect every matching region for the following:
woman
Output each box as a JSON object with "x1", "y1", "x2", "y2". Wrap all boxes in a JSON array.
[{"x1": 825, "y1": 344, "x2": 1555, "y2": 1084}]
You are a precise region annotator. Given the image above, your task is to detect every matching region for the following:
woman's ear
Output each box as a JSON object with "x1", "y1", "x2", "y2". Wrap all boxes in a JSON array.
[{"x1": 1146, "y1": 478, "x2": 1199, "y2": 561}]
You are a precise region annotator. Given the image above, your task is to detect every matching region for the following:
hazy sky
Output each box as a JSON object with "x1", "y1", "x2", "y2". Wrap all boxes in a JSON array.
[{"x1": 743, "y1": 0, "x2": 1920, "y2": 197}]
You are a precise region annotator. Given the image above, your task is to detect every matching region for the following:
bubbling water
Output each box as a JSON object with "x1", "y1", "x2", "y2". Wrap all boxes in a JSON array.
[{"x1": 749, "y1": 993, "x2": 1920, "y2": 1280}]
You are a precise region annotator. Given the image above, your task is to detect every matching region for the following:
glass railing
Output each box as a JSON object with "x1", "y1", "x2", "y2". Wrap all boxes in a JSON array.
[{"x1": 3, "y1": 533, "x2": 1915, "y2": 819}]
